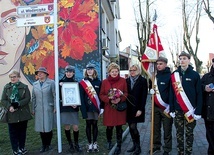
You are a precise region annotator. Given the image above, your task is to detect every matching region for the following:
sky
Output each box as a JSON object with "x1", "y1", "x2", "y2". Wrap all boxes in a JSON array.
[{"x1": 118, "y1": 0, "x2": 214, "y2": 66}]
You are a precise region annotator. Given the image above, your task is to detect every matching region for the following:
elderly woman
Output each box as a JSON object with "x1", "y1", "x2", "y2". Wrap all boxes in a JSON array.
[
  {"x1": 99, "y1": 62, "x2": 128, "y2": 155},
  {"x1": 32, "y1": 67, "x2": 56, "y2": 153},
  {"x1": 126, "y1": 64, "x2": 148, "y2": 155},
  {"x1": 1, "y1": 70, "x2": 32, "y2": 155}
]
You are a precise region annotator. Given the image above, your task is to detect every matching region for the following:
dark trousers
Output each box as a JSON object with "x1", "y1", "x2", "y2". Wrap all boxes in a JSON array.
[
  {"x1": 174, "y1": 111, "x2": 196, "y2": 155},
  {"x1": 204, "y1": 120, "x2": 214, "y2": 155},
  {"x1": 8, "y1": 120, "x2": 28, "y2": 151},
  {"x1": 153, "y1": 106, "x2": 173, "y2": 152}
]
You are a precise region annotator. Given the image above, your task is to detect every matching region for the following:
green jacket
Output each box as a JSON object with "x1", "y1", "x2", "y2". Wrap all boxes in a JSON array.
[{"x1": 1, "y1": 82, "x2": 32, "y2": 123}]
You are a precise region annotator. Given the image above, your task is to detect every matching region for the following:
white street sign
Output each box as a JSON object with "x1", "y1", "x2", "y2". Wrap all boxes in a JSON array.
[
  {"x1": 17, "y1": 3, "x2": 53, "y2": 15},
  {"x1": 16, "y1": 15, "x2": 54, "y2": 27}
]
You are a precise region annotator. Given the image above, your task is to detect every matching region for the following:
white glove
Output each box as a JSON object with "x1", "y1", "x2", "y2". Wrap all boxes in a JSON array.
[
  {"x1": 150, "y1": 89, "x2": 155, "y2": 95},
  {"x1": 193, "y1": 114, "x2": 201, "y2": 120},
  {"x1": 170, "y1": 112, "x2": 175, "y2": 118},
  {"x1": 99, "y1": 109, "x2": 104, "y2": 115}
]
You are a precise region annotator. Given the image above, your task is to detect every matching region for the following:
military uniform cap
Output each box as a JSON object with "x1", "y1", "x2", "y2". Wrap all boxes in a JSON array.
[
  {"x1": 179, "y1": 51, "x2": 191, "y2": 59},
  {"x1": 156, "y1": 57, "x2": 168, "y2": 63}
]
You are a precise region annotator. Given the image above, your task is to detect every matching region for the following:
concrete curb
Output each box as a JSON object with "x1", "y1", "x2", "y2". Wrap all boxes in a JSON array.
[{"x1": 108, "y1": 127, "x2": 130, "y2": 155}]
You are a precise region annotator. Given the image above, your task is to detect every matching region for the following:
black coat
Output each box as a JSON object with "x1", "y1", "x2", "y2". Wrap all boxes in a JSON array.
[
  {"x1": 80, "y1": 77, "x2": 101, "y2": 119},
  {"x1": 126, "y1": 76, "x2": 148, "y2": 123},
  {"x1": 201, "y1": 67, "x2": 214, "y2": 121}
]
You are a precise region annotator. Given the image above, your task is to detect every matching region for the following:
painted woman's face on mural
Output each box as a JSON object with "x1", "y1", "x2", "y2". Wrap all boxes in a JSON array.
[{"x1": 0, "y1": 0, "x2": 30, "y2": 75}]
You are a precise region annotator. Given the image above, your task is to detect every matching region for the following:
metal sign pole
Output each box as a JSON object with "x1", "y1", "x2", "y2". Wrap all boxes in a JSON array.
[{"x1": 53, "y1": 0, "x2": 62, "y2": 153}]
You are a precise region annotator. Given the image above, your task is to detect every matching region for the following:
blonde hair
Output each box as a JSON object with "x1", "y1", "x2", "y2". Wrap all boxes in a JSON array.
[
  {"x1": 129, "y1": 64, "x2": 141, "y2": 75},
  {"x1": 8, "y1": 69, "x2": 21, "y2": 78},
  {"x1": 107, "y1": 62, "x2": 120, "y2": 73}
]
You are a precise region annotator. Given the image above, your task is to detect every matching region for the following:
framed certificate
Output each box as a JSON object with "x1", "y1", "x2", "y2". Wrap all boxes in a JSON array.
[{"x1": 61, "y1": 82, "x2": 81, "y2": 106}]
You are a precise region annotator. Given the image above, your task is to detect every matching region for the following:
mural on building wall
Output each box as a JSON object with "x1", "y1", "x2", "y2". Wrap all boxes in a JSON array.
[{"x1": 0, "y1": 0, "x2": 101, "y2": 95}]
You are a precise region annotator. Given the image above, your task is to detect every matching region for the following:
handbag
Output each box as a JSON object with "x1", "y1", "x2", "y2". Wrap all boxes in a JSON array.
[
  {"x1": 0, "y1": 107, "x2": 8, "y2": 123},
  {"x1": 116, "y1": 101, "x2": 127, "y2": 111}
]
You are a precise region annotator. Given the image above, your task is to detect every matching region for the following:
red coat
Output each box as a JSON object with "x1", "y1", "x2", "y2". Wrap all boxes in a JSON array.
[{"x1": 99, "y1": 77, "x2": 128, "y2": 126}]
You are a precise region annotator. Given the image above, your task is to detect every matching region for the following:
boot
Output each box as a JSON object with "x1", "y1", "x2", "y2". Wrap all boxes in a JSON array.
[
  {"x1": 133, "y1": 135, "x2": 141, "y2": 155},
  {"x1": 127, "y1": 140, "x2": 136, "y2": 152},
  {"x1": 114, "y1": 145, "x2": 121, "y2": 155},
  {"x1": 132, "y1": 142, "x2": 141, "y2": 155},
  {"x1": 106, "y1": 128, "x2": 113, "y2": 150},
  {"x1": 65, "y1": 129, "x2": 75, "y2": 152},
  {"x1": 114, "y1": 128, "x2": 122, "y2": 155},
  {"x1": 73, "y1": 131, "x2": 82, "y2": 152}
]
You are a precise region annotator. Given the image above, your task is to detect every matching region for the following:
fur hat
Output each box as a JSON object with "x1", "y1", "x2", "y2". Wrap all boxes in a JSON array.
[
  {"x1": 179, "y1": 51, "x2": 191, "y2": 59},
  {"x1": 35, "y1": 67, "x2": 49, "y2": 75},
  {"x1": 156, "y1": 57, "x2": 168, "y2": 63}
]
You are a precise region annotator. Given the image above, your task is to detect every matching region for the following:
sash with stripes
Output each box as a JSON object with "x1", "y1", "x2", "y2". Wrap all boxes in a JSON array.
[
  {"x1": 154, "y1": 78, "x2": 170, "y2": 118},
  {"x1": 171, "y1": 72, "x2": 194, "y2": 123},
  {"x1": 80, "y1": 79, "x2": 100, "y2": 112}
]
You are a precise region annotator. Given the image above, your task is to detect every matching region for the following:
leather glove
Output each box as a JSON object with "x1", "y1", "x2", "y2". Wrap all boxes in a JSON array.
[
  {"x1": 193, "y1": 114, "x2": 201, "y2": 120},
  {"x1": 11, "y1": 102, "x2": 20, "y2": 109},
  {"x1": 170, "y1": 112, "x2": 175, "y2": 118},
  {"x1": 99, "y1": 109, "x2": 104, "y2": 115}
]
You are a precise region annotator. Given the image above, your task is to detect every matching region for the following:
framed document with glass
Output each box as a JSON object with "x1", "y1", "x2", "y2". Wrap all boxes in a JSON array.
[{"x1": 61, "y1": 82, "x2": 81, "y2": 106}]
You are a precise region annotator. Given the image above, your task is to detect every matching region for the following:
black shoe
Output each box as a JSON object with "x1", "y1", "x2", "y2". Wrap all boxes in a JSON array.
[
  {"x1": 163, "y1": 151, "x2": 169, "y2": 155},
  {"x1": 148, "y1": 147, "x2": 161, "y2": 154},
  {"x1": 107, "y1": 141, "x2": 113, "y2": 150},
  {"x1": 19, "y1": 148, "x2": 28, "y2": 154},
  {"x1": 69, "y1": 143, "x2": 75, "y2": 153},
  {"x1": 45, "y1": 145, "x2": 52, "y2": 152},
  {"x1": 114, "y1": 146, "x2": 121, "y2": 155},
  {"x1": 74, "y1": 143, "x2": 82, "y2": 152},
  {"x1": 127, "y1": 144, "x2": 136, "y2": 152},
  {"x1": 39, "y1": 146, "x2": 46, "y2": 153}
]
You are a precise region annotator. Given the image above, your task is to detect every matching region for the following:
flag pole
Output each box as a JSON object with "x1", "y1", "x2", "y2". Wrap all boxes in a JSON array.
[
  {"x1": 150, "y1": 62, "x2": 156, "y2": 155},
  {"x1": 150, "y1": 10, "x2": 158, "y2": 155},
  {"x1": 53, "y1": 0, "x2": 62, "y2": 153}
]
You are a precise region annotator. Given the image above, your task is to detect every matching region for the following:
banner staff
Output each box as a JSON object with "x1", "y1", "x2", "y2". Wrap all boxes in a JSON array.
[{"x1": 53, "y1": 0, "x2": 62, "y2": 153}]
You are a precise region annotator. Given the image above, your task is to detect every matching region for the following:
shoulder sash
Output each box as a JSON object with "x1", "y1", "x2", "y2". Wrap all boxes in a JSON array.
[
  {"x1": 171, "y1": 72, "x2": 194, "y2": 122},
  {"x1": 80, "y1": 79, "x2": 100, "y2": 112},
  {"x1": 154, "y1": 78, "x2": 170, "y2": 118}
]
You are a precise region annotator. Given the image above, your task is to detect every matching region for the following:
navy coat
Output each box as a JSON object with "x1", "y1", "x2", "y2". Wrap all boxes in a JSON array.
[{"x1": 170, "y1": 66, "x2": 203, "y2": 115}]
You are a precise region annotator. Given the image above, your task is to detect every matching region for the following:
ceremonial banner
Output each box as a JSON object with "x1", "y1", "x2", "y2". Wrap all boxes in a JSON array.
[{"x1": 141, "y1": 24, "x2": 165, "y2": 78}]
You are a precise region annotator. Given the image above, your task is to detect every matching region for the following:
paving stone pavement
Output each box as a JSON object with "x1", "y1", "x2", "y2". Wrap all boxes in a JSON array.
[{"x1": 117, "y1": 95, "x2": 209, "y2": 155}]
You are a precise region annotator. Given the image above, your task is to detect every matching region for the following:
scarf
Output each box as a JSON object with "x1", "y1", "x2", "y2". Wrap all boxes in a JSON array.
[
  {"x1": 10, "y1": 82, "x2": 20, "y2": 102},
  {"x1": 130, "y1": 75, "x2": 139, "y2": 89},
  {"x1": 108, "y1": 75, "x2": 120, "y2": 85}
]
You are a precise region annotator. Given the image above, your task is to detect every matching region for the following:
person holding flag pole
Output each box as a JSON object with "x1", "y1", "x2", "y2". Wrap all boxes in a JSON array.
[{"x1": 141, "y1": 20, "x2": 166, "y2": 155}]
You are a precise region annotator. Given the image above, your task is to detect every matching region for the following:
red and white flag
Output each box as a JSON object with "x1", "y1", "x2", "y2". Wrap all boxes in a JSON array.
[{"x1": 141, "y1": 24, "x2": 165, "y2": 78}]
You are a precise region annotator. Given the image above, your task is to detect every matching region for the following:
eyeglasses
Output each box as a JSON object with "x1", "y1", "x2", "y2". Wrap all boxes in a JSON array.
[
  {"x1": 10, "y1": 76, "x2": 17, "y2": 79},
  {"x1": 129, "y1": 70, "x2": 137, "y2": 72}
]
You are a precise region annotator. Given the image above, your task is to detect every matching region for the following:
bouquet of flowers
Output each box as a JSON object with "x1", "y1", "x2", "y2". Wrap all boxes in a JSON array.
[{"x1": 108, "y1": 88, "x2": 123, "y2": 102}]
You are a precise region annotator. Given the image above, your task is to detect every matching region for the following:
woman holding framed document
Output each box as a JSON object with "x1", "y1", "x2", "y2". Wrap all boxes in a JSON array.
[{"x1": 59, "y1": 65, "x2": 82, "y2": 153}]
